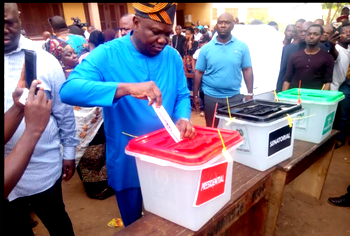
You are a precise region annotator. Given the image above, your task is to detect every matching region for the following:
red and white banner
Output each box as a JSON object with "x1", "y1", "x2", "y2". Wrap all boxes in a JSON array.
[{"x1": 193, "y1": 161, "x2": 228, "y2": 207}]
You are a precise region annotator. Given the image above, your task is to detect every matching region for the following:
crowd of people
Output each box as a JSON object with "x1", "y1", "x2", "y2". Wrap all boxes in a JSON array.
[{"x1": 4, "y1": 2, "x2": 350, "y2": 235}]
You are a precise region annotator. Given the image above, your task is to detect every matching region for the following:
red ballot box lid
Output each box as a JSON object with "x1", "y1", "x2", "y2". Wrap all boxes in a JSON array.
[{"x1": 125, "y1": 125, "x2": 243, "y2": 166}]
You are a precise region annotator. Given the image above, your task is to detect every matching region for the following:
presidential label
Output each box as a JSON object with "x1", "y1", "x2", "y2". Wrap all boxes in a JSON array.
[
  {"x1": 194, "y1": 162, "x2": 228, "y2": 207},
  {"x1": 268, "y1": 125, "x2": 292, "y2": 157}
]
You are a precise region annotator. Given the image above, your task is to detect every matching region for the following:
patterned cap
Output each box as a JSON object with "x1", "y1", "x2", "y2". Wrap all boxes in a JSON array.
[{"x1": 132, "y1": 3, "x2": 177, "y2": 25}]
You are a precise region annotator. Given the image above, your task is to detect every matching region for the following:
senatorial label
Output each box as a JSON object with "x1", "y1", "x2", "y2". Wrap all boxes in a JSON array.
[{"x1": 268, "y1": 125, "x2": 292, "y2": 158}]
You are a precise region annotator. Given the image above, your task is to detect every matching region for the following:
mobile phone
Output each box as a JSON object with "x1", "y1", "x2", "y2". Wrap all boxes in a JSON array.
[
  {"x1": 332, "y1": 22, "x2": 342, "y2": 37},
  {"x1": 24, "y1": 49, "x2": 37, "y2": 89}
]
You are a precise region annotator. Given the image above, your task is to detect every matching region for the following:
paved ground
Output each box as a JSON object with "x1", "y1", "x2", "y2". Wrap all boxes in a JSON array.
[{"x1": 32, "y1": 111, "x2": 350, "y2": 236}]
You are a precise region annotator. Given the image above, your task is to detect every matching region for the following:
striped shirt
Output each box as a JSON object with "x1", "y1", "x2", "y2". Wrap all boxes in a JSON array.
[{"x1": 4, "y1": 35, "x2": 79, "y2": 201}]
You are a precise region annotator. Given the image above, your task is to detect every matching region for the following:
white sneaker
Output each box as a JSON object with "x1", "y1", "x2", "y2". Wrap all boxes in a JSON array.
[{"x1": 200, "y1": 111, "x2": 205, "y2": 117}]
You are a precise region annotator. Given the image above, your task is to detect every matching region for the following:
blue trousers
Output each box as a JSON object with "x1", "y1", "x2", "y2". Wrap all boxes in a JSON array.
[{"x1": 115, "y1": 187, "x2": 143, "y2": 226}]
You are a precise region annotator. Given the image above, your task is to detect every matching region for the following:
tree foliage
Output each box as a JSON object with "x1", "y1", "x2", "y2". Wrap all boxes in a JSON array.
[{"x1": 322, "y1": 2, "x2": 350, "y2": 24}]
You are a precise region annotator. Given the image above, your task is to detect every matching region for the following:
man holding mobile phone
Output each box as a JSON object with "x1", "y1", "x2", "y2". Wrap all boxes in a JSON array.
[
  {"x1": 4, "y1": 3, "x2": 79, "y2": 235},
  {"x1": 329, "y1": 22, "x2": 350, "y2": 90},
  {"x1": 329, "y1": 22, "x2": 350, "y2": 149}
]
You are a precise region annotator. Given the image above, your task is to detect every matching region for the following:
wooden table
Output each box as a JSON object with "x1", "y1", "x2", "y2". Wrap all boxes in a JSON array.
[
  {"x1": 265, "y1": 129, "x2": 338, "y2": 236},
  {"x1": 112, "y1": 164, "x2": 275, "y2": 236},
  {"x1": 112, "y1": 130, "x2": 338, "y2": 236}
]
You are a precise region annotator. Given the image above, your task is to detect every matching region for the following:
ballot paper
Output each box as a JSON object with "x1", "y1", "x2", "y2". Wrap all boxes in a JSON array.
[
  {"x1": 149, "y1": 98, "x2": 181, "y2": 143},
  {"x1": 19, "y1": 87, "x2": 52, "y2": 105},
  {"x1": 19, "y1": 88, "x2": 30, "y2": 105},
  {"x1": 18, "y1": 80, "x2": 52, "y2": 105}
]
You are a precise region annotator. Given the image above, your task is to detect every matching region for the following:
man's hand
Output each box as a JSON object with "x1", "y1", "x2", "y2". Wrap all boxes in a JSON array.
[
  {"x1": 117, "y1": 81, "x2": 162, "y2": 108},
  {"x1": 62, "y1": 159, "x2": 75, "y2": 181},
  {"x1": 12, "y1": 88, "x2": 25, "y2": 110},
  {"x1": 329, "y1": 33, "x2": 340, "y2": 46},
  {"x1": 194, "y1": 97, "x2": 201, "y2": 112},
  {"x1": 12, "y1": 65, "x2": 27, "y2": 109},
  {"x1": 244, "y1": 95, "x2": 253, "y2": 101},
  {"x1": 24, "y1": 80, "x2": 52, "y2": 135},
  {"x1": 16, "y1": 63, "x2": 26, "y2": 88},
  {"x1": 176, "y1": 118, "x2": 196, "y2": 140}
]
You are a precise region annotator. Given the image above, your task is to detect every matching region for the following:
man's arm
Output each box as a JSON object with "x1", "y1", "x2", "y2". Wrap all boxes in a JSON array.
[
  {"x1": 193, "y1": 46, "x2": 207, "y2": 112},
  {"x1": 169, "y1": 54, "x2": 194, "y2": 139},
  {"x1": 242, "y1": 67, "x2": 254, "y2": 101},
  {"x1": 5, "y1": 81, "x2": 52, "y2": 198},
  {"x1": 329, "y1": 34, "x2": 341, "y2": 61},
  {"x1": 4, "y1": 66, "x2": 27, "y2": 144},
  {"x1": 282, "y1": 81, "x2": 291, "y2": 91},
  {"x1": 281, "y1": 53, "x2": 296, "y2": 91},
  {"x1": 193, "y1": 70, "x2": 204, "y2": 112},
  {"x1": 48, "y1": 54, "x2": 79, "y2": 181},
  {"x1": 60, "y1": 50, "x2": 163, "y2": 108},
  {"x1": 115, "y1": 82, "x2": 163, "y2": 108},
  {"x1": 323, "y1": 83, "x2": 331, "y2": 90},
  {"x1": 240, "y1": 43, "x2": 253, "y2": 100},
  {"x1": 322, "y1": 54, "x2": 335, "y2": 91},
  {"x1": 276, "y1": 45, "x2": 294, "y2": 92}
]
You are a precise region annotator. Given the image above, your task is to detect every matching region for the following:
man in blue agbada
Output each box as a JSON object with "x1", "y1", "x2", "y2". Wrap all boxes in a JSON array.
[{"x1": 60, "y1": 3, "x2": 196, "y2": 226}]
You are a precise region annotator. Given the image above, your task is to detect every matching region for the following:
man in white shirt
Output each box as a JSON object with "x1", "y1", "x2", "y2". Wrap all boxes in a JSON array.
[
  {"x1": 330, "y1": 22, "x2": 350, "y2": 91},
  {"x1": 4, "y1": 3, "x2": 79, "y2": 235},
  {"x1": 329, "y1": 22, "x2": 350, "y2": 149}
]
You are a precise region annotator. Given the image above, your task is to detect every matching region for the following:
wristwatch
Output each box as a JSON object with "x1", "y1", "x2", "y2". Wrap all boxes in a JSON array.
[
  {"x1": 179, "y1": 118, "x2": 192, "y2": 124},
  {"x1": 246, "y1": 93, "x2": 254, "y2": 96}
]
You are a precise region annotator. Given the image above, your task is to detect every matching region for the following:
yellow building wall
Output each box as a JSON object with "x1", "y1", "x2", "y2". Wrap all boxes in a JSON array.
[
  {"x1": 184, "y1": 3, "x2": 212, "y2": 28},
  {"x1": 62, "y1": 3, "x2": 87, "y2": 26}
]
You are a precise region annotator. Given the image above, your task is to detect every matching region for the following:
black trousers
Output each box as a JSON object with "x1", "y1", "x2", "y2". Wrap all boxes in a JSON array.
[
  {"x1": 336, "y1": 83, "x2": 350, "y2": 144},
  {"x1": 3, "y1": 176, "x2": 75, "y2": 236},
  {"x1": 203, "y1": 93, "x2": 245, "y2": 128}
]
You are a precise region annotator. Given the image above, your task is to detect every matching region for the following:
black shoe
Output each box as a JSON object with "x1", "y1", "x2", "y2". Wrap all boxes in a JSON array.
[
  {"x1": 328, "y1": 195, "x2": 350, "y2": 207},
  {"x1": 334, "y1": 141, "x2": 344, "y2": 149}
]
